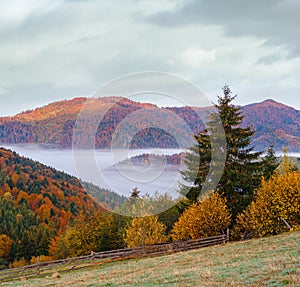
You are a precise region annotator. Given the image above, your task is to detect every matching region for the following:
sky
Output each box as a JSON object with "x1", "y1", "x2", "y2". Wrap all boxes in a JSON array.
[{"x1": 0, "y1": 0, "x2": 300, "y2": 116}]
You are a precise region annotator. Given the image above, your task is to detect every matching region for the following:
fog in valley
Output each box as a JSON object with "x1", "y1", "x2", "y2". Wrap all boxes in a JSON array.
[{"x1": 2, "y1": 144, "x2": 185, "y2": 198}]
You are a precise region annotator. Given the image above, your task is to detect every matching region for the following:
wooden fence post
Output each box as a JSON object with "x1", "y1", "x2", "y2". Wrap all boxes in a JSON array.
[
  {"x1": 226, "y1": 228, "x2": 230, "y2": 243},
  {"x1": 36, "y1": 256, "x2": 40, "y2": 276},
  {"x1": 282, "y1": 218, "x2": 291, "y2": 229}
]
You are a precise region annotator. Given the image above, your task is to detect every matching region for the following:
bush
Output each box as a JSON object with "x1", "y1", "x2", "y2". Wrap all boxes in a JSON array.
[
  {"x1": 30, "y1": 255, "x2": 53, "y2": 264},
  {"x1": 9, "y1": 257, "x2": 28, "y2": 268},
  {"x1": 124, "y1": 215, "x2": 168, "y2": 248},
  {"x1": 0, "y1": 258, "x2": 9, "y2": 270},
  {"x1": 172, "y1": 192, "x2": 231, "y2": 241}
]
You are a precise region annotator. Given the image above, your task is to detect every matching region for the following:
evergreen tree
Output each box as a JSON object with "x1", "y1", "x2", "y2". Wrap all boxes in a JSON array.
[
  {"x1": 262, "y1": 145, "x2": 279, "y2": 180},
  {"x1": 181, "y1": 86, "x2": 263, "y2": 217},
  {"x1": 0, "y1": 197, "x2": 52, "y2": 262}
]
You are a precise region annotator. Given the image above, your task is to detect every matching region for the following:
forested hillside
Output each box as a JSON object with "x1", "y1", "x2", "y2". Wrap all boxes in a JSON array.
[
  {"x1": 241, "y1": 99, "x2": 300, "y2": 152},
  {"x1": 1, "y1": 97, "x2": 298, "y2": 151},
  {"x1": 0, "y1": 147, "x2": 125, "y2": 267},
  {"x1": 117, "y1": 153, "x2": 184, "y2": 166}
]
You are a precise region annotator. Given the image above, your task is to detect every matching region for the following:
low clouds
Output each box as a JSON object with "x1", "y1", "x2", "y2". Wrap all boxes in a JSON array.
[{"x1": 0, "y1": 0, "x2": 299, "y2": 116}]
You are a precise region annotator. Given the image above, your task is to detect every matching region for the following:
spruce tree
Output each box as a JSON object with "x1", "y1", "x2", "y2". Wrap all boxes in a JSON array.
[
  {"x1": 181, "y1": 86, "x2": 263, "y2": 218},
  {"x1": 262, "y1": 145, "x2": 279, "y2": 180}
]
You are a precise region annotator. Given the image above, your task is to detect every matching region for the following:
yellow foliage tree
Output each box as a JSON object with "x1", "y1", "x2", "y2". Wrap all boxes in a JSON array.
[
  {"x1": 61, "y1": 213, "x2": 111, "y2": 257},
  {"x1": 172, "y1": 192, "x2": 231, "y2": 241},
  {"x1": 3, "y1": 191, "x2": 12, "y2": 201},
  {"x1": 235, "y1": 171, "x2": 300, "y2": 238},
  {"x1": 124, "y1": 215, "x2": 168, "y2": 248},
  {"x1": 0, "y1": 234, "x2": 13, "y2": 260},
  {"x1": 276, "y1": 147, "x2": 298, "y2": 175},
  {"x1": 49, "y1": 212, "x2": 126, "y2": 258}
]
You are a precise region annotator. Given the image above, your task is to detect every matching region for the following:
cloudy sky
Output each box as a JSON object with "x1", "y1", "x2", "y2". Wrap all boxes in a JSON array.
[{"x1": 0, "y1": 0, "x2": 299, "y2": 116}]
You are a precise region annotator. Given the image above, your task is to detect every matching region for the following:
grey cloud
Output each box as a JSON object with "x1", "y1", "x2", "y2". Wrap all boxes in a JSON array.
[
  {"x1": 145, "y1": 0, "x2": 279, "y2": 27},
  {"x1": 145, "y1": 0, "x2": 300, "y2": 58},
  {"x1": 0, "y1": 1, "x2": 299, "y2": 116},
  {"x1": 71, "y1": 35, "x2": 102, "y2": 45},
  {"x1": 257, "y1": 54, "x2": 284, "y2": 65}
]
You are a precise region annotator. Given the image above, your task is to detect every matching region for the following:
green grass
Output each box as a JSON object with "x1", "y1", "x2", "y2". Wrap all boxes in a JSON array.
[{"x1": 1, "y1": 231, "x2": 300, "y2": 287}]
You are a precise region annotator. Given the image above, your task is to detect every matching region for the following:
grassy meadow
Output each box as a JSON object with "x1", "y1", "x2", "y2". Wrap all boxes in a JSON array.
[{"x1": 1, "y1": 231, "x2": 299, "y2": 287}]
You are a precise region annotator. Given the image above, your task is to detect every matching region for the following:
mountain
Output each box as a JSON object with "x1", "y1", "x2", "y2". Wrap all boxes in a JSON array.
[
  {"x1": 0, "y1": 146, "x2": 98, "y2": 263},
  {"x1": 0, "y1": 97, "x2": 203, "y2": 149},
  {"x1": 241, "y1": 99, "x2": 300, "y2": 152},
  {"x1": 0, "y1": 97, "x2": 299, "y2": 152},
  {"x1": 0, "y1": 147, "x2": 97, "y2": 229},
  {"x1": 0, "y1": 147, "x2": 126, "y2": 265},
  {"x1": 0, "y1": 147, "x2": 125, "y2": 229}
]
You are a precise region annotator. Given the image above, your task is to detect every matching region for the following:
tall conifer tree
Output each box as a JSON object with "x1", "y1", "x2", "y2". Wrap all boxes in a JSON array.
[{"x1": 181, "y1": 86, "x2": 263, "y2": 217}]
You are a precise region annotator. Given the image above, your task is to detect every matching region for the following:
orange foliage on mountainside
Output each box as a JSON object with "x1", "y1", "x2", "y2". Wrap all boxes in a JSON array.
[
  {"x1": 0, "y1": 97, "x2": 299, "y2": 152},
  {"x1": 0, "y1": 97, "x2": 203, "y2": 148},
  {"x1": 241, "y1": 99, "x2": 300, "y2": 151},
  {"x1": 0, "y1": 147, "x2": 101, "y2": 231},
  {"x1": 11, "y1": 97, "x2": 156, "y2": 123},
  {"x1": 12, "y1": 98, "x2": 88, "y2": 122}
]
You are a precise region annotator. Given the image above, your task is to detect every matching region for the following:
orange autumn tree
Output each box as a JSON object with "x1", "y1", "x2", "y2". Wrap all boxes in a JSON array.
[
  {"x1": 235, "y1": 170, "x2": 300, "y2": 239},
  {"x1": 172, "y1": 192, "x2": 231, "y2": 241},
  {"x1": 0, "y1": 234, "x2": 14, "y2": 260}
]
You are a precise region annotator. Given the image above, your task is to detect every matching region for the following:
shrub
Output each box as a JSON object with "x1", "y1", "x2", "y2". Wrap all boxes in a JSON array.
[
  {"x1": 0, "y1": 258, "x2": 9, "y2": 270},
  {"x1": 124, "y1": 215, "x2": 168, "y2": 248},
  {"x1": 9, "y1": 257, "x2": 28, "y2": 268},
  {"x1": 0, "y1": 234, "x2": 13, "y2": 260},
  {"x1": 172, "y1": 192, "x2": 231, "y2": 241},
  {"x1": 30, "y1": 255, "x2": 53, "y2": 264}
]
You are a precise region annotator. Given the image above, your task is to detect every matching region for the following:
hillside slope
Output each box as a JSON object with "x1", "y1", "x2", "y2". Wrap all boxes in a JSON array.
[
  {"x1": 0, "y1": 147, "x2": 126, "y2": 264},
  {"x1": 0, "y1": 147, "x2": 98, "y2": 263},
  {"x1": 0, "y1": 97, "x2": 201, "y2": 149},
  {"x1": 3, "y1": 231, "x2": 299, "y2": 287},
  {"x1": 0, "y1": 147, "x2": 101, "y2": 228},
  {"x1": 0, "y1": 147, "x2": 125, "y2": 224},
  {"x1": 242, "y1": 99, "x2": 300, "y2": 152},
  {"x1": 0, "y1": 97, "x2": 299, "y2": 152}
]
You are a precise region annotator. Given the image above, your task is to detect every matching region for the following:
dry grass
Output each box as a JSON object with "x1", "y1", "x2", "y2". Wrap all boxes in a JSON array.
[{"x1": 1, "y1": 231, "x2": 300, "y2": 287}]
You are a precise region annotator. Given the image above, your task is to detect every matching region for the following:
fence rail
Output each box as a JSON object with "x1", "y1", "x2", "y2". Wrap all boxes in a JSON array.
[{"x1": 0, "y1": 231, "x2": 229, "y2": 283}]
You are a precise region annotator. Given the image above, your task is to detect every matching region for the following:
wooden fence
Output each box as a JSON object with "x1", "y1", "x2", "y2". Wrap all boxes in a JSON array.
[{"x1": 0, "y1": 231, "x2": 229, "y2": 283}]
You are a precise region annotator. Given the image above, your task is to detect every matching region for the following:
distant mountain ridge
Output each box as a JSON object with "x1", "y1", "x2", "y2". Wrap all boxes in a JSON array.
[
  {"x1": 0, "y1": 97, "x2": 299, "y2": 152},
  {"x1": 241, "y1": 99, "x2": 300, "y2": 152}
]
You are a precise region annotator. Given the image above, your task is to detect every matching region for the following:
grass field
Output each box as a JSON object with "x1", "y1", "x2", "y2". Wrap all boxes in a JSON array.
[{"x1": 1, "y1": 231, "x2": 300, "y2": 287}]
